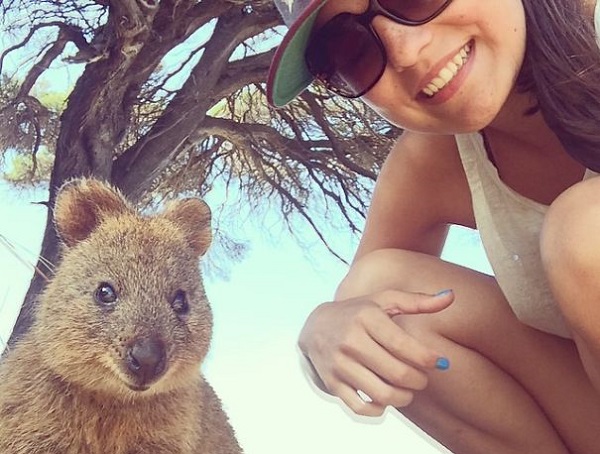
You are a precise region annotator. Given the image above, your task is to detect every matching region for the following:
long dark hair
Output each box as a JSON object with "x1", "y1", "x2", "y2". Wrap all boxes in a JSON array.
[{"x1": 518, "y1": 0, "x2": 600, "y2": 171}]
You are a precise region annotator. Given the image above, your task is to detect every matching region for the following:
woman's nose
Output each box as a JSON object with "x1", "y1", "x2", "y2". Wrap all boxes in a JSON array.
[{"x1": 371, "y1": 16, "x2": 432, "y2": 70}]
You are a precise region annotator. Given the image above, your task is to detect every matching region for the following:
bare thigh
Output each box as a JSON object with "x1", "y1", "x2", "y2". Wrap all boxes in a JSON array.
[{"x1": 343, "y1": 249, "x2": 600, "y2": 454}]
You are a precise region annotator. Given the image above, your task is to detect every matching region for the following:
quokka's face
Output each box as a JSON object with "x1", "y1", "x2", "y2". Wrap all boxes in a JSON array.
[{"x1": 37, "y1": 216, "x2": 213, "y2": 397}]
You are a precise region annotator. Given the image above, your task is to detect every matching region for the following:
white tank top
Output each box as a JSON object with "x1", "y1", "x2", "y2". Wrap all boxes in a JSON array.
[
  {"x1": 455, "y1": 3, "x2": 600, "y2": 338},
  {"x1": 455, "y1": 135, "x2": 598, "y2": 338}
]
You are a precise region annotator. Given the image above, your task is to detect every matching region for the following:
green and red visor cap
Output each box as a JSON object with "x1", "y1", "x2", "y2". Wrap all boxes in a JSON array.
[{"x1": 267, "y1": 0, "x2": 329, "y2": 108}]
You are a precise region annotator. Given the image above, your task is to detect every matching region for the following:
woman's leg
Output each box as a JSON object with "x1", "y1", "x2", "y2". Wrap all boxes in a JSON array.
[
  {"x1": 340, "y1": 249, "x2": 600, "y2": 454},
  {"x1": 541, "y1": 176, "x2": 600, "y2": 392}
]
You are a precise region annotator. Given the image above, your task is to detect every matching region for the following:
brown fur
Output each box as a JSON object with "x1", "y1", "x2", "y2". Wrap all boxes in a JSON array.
[{"x1": 0, "y1": 178, "x2": 242, "y2": 454}]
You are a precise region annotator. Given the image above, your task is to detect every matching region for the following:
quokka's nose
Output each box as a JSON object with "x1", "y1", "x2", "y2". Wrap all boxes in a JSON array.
[{"x1": 126, "y1": 336, "x2": 166, "y2": 383}]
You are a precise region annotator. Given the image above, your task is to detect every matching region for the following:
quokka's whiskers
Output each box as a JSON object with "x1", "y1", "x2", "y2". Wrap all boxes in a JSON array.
[
  {"x1": 0, "y1": 234, "x2": 53, "y2": 282},
  {"x1": 0, "y1": 288, "x2": 10, "y2": 352},
  {"x1": 35, "y1": 254, "x2": 55, "y2": 280}
]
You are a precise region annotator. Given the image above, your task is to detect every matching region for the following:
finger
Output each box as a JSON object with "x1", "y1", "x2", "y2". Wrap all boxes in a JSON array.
[
  {"x1": 316, "y1": 340, "x2": 417, "y2": 409},
  {"x1": 374, "y1": 320, "x2": 450, "y2": 370},
  {"x1": 356, "y1": 343, "x2": 430, "y2": 391},
  {"x1": 370, "y1": 289, "x2": 455, "y2": 317},
  {"x1": 334, "y1": 359, "x2": 416, "y2": 409},
  {"x1": 316, "y1": 362, "x2": 386, "y2": 416},
  {"x1": 356, "y1": 308, "x2": 447, "y2": 370},
  {"x1": 335, "y1": 322, "x2": 430, "y2": 389},
  {"x1": 335, "y1": 383, "x2": 386, "y2": 417}
]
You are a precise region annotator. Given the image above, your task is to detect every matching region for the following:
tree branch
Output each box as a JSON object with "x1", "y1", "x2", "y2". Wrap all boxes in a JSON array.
[
  {"x1": 114, "y1": 5, "x2": 280, "y2": 199},
  {"x1": 0, "y1": 21, "x2": 73, "y2": 74},
  {"x1": 213, "y1": 48, "x2": 275, "y2": 99}
]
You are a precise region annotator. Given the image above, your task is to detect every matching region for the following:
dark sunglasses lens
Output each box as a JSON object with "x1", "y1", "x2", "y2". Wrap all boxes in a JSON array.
[
  {"x1": 379, "y1": 0, "x2": 450, "y2": 22},
  {"x1": 306, "y1": 15, "x2": 385, "y2": 97}
]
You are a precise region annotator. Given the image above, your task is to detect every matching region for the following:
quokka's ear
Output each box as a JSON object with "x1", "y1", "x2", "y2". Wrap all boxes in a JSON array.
[
  {"x1": 162, "y1": 198, "x2": 212, "y2": 257},
  {"x1": 53, "y1": 178, "x2": 133, "y2": 247}
]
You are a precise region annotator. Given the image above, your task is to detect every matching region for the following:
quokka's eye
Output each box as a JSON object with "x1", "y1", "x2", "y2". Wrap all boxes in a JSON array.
[
  {"x1": 95, "y1": 282, "x2": 118, "y2": 306},
  {"x1": 171, "y1": 290, "x2": 189, "y2": 315}
]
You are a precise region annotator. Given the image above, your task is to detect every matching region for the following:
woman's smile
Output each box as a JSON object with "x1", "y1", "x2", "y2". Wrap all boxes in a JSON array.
[{"x1": 419, "y1": 40, "x2": 473, "y2": 99}]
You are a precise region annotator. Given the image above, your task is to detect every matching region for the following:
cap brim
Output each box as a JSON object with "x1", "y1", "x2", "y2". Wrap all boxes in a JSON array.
[{"x1": 267, "y1": 0, "x2": 328, "y2": 108}]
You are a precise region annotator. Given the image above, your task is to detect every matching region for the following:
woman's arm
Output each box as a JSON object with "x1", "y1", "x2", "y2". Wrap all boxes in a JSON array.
[
  {"x1": 299, "y1": 131, "x2": 475, "y2": 415},
  {"x1": 353, "y1": 130, "x2": 474, "y2": 263}
]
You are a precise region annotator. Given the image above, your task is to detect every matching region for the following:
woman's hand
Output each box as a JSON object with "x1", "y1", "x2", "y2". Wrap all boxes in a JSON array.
[{"x1": 298, "y1": 289, "x2": 454, "y2": 416}]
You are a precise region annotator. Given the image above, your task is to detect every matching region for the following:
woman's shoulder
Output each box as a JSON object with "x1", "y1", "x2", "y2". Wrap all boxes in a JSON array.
[
  {"x1": 354, "y1": 131, "x2": 474, "y2": 258},
  {"x1": 374, "y1": 131, "x2": 475, "y2": 230},
  {"x1": 386, "y1": 131, "x2": 464, "y2": 183}
]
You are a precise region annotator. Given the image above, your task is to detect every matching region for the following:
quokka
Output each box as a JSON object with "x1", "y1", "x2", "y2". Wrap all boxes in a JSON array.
[{"x1": 0, "y1": 178, "x2": 242, "y2": 454}]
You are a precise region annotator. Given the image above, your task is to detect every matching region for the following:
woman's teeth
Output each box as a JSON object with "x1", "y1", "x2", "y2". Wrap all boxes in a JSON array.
[{"x1": 422, "y1": 43, "x2": 472, "y2": 97}]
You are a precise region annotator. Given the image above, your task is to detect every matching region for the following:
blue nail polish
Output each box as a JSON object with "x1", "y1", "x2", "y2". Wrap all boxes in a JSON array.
[
  {"x1": 435, "y1": 289, "x2": 453, "y2": 297},
  {"x1": 435, "y1": 357, "x2": 450, "y2": 371}
]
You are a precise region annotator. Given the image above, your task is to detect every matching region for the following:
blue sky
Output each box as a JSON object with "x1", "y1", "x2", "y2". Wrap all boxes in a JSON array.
[{"x1": 0, "y1": 180, "x2": 492, "y2": 454}]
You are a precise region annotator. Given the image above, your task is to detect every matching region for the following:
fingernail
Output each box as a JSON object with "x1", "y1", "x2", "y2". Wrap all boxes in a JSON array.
[
  {"x1": 435, "y1": 357, "x2": 450, "y2": 371},
  {"x1": 435, "y1": 289, "x2": 453, "y2": 297}
]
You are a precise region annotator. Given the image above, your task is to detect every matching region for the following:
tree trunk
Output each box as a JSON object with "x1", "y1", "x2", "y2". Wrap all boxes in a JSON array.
[{"x1": 4, "y1": 63, "x2": 129, "y2": 350}]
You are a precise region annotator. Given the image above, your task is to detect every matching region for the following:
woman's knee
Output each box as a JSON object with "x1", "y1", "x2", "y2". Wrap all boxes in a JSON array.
[
  {"x1": 541, "y1": 177, "x2": 600, "y2": 333},
  {"x1": 336, "y1": 248, "x2": 503, "y2": 341},
  {"x1": 336, "y1": 248, "x2": 450, "y2": 301}
]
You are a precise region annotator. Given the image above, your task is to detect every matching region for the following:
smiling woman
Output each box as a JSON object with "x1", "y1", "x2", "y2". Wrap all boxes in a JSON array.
[{"x1": 267, "y1": 0, "x2": 600, "y2": 453}]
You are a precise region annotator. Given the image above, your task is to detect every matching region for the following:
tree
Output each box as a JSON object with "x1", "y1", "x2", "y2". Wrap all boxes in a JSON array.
[{"x1": 0, "y1": 0, "x2": 399, "y2": 349}]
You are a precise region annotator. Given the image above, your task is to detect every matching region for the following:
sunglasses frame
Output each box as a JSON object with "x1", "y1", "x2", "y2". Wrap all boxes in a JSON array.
[{"x1": 305, "y1": 0, "x2": 454, "y2": 98}]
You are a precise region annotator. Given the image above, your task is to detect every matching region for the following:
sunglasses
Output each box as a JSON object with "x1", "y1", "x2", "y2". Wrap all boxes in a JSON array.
[{"x1": 305, "y1": 0, "x2": 454, "y2": 98}]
